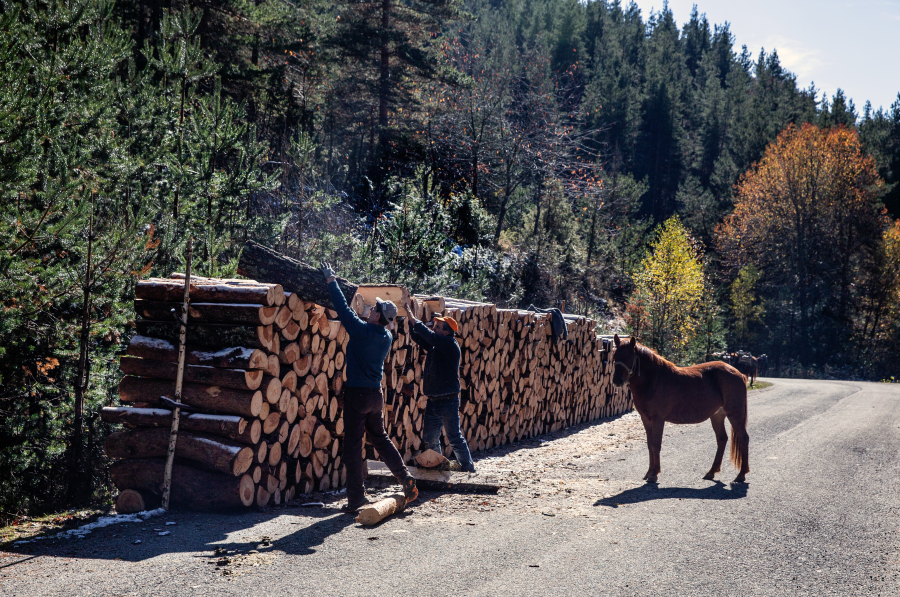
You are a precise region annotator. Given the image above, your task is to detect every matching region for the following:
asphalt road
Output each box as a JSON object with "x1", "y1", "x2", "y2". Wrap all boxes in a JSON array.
[{"x1": 2, "y1": 378, "x2": 899, "y2": 596}]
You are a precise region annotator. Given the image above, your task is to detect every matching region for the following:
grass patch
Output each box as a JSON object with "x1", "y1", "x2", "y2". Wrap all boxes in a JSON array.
[
  {"x1": 749, "y1": 381, "x2": 773, "y2": 391},
  {"x1": 0, "y1": 508, "x2": 107, "y2": 548}
]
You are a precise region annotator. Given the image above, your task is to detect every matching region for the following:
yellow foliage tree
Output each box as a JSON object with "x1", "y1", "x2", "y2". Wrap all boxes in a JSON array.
[{"x1": 627, "y1": 216, "x2": 706, "y2": 362}]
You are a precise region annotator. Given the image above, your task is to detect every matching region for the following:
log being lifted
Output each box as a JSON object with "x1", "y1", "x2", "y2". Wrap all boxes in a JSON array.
[
  {"x1": 110, "y1": 458, "x2": 255, "y2": 510},
  {"x1": 136, "y1": 278, "x2": 279, "y2": 306},
  {"x1": 105, "y1": 428, "x2": 254, "y2": 476},
  {"x1": 237, "y1": 241, "x2": 357, "y2": 311},
  {"x1": 356, "y1": 494, "x2": 407, "y2": 526},
  {"x1": 118, "y1": 376, "x2": 264, "y2": 419},
  {"x1": 100, "y1": 407, "x2": 261, "y2": 444},
  {"x1": 127, "y1": 335, "x2": 267, "y2": 370}
]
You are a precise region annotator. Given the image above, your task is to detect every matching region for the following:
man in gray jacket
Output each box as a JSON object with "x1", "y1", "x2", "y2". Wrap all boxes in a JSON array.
[
  {"x1": 405, "y1": 302, "x2": 475, "y2": 473},
  {"x1": 321, "y1": 262, "x2": 417, "y2": 512}
]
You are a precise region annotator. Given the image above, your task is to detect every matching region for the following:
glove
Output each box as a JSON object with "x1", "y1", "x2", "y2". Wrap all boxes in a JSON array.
[{"x1": 320, "y1": 261, "x2": 336, "y2": 280}]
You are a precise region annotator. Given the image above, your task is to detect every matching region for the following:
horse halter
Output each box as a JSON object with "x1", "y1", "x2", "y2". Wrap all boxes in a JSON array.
[{"x1": 615, "y1": 347, "x2": 641, "y2": 381}]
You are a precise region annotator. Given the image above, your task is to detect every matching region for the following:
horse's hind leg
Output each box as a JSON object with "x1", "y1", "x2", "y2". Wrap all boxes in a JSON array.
[{"x1": 703, "y1": 409, "x2": 728, "y2": 480}]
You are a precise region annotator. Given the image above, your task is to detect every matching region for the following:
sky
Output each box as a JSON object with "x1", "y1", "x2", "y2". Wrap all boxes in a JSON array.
[{"x1": 629, "y1": 0, "x2": 900, "y2": 114}]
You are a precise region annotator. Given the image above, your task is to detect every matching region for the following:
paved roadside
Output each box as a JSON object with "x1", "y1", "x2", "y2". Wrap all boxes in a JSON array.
[{"x1": 3, "y1": 379, "x2": 898, "y2": 596}]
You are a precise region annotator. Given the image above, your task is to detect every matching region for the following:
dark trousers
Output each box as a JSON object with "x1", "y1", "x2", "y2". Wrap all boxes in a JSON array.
[
  {"x1": 422, "y1": 393, "x2": 475, "y2": 470},
  {"x1": 342, "y1": 386, "x2": 410, "y2": 503}
]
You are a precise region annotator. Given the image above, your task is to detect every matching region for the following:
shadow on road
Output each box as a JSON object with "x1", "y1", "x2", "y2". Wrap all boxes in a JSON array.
[{"x1": 594, "y1": 480, "x2": 748, "y2": 507}]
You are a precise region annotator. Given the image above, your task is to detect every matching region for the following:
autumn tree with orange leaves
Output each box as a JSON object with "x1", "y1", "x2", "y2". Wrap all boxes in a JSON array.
[{"x1": 717, "y1": 123, "x2": 885, "y2": 366}]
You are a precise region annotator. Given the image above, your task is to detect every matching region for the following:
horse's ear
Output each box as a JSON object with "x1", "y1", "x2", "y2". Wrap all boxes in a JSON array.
[
  {"x1": 613, "y1": 334, "x2": 620, "y2": 347},
  {"x1": 629, "y1": 336, "x2": 636, "y2": 347}
]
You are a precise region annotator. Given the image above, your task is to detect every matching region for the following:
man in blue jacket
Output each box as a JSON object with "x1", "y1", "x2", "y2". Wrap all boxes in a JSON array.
[
  {"x1": 320, "y1": 262, "x2": 417, "y2": 512},
  {"x1": 405, "y1": 302, "x2": 476, "y2": 473}
]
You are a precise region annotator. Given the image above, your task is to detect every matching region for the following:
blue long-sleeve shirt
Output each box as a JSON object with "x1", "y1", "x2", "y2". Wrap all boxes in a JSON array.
[{"x1": 327, "y1": 280, "x2": 392, "y2": 388}]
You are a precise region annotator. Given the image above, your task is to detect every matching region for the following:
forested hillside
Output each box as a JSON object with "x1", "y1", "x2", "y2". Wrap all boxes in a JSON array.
[{"x1": 2, "y1": 0, "x2": 899, "y2": 516}]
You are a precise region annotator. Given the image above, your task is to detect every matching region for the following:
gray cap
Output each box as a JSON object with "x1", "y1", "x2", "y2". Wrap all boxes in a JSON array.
[{"x1": 375, "y1": 297, "x2": 398, "y2": 323}]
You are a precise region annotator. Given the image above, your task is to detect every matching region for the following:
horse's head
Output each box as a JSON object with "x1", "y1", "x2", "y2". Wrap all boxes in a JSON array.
[{"x1": 612, "y1": 334, "x2": 639, "y2": 387}]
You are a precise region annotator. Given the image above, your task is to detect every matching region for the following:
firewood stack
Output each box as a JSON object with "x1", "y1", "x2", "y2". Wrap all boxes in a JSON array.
[{"x1": 104, "y1": 272, "x2": 632, "y2": 512}]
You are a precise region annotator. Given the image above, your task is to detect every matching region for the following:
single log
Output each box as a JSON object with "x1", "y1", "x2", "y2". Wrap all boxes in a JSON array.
[
  {"x1": 262, "y1": 412, "x2": 281, "y2": 435},
  {"x1": 267, "y1": 441, "x2": 282, "y2": 467},
  {"x1": 118, "y1": 376, "x2": 263, "y2": 418},
  {"x1": 313, "y1": 424, "x2": 332, "y2": 449},
  {"x1": 110, "y1": 459, "x2": 255, "y2": 509},
  {"x1": 127, "y1": 336, "x2": 267, "y2": 370},
  {"x1": 354, "y1": 285, "x2": 412, "y2": 317},
  {"x1": 134, "y1": 321, "x2": 273, "y2": 351},
  {"x1": 101, "y1": 407, "x2": 261, "y2": 444},
  {"x1": 115, "y1": 488, "x2": 160, "y2": 514},
  {"x1": 356, "y1": 494, "x2": 407, "y2": 525},
  {"x1": 105, "y1": 428, "x2": 253, "y2": 476},
  {"x1": 237, "y1": 241, "x2": 358, "y2": 309},
  {"x1": 136, "y1": 279, "x2": 276, "y2": 306},
  {"x1": 119, "y1": 356, "x2": 263, "y2": 391},
  {"x1": 298, "y1": 433, "x2": 313, "y2": 458},
  {"x1": 134, "y1": 299, "x2": 279, "y2": 326}
]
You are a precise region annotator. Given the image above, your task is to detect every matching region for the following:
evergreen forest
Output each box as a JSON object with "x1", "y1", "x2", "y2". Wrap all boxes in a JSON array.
[{"x1": 2, "y1": 0, "x2": 899, "y2": 517}]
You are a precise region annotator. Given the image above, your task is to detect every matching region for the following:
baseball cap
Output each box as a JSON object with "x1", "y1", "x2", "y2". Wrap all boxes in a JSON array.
[
  {"x1": 433, "y1": 316, "x2": 458, "y2": 332},
  {"x1": 375, "y1": 297, "x2": 398, "y2": 323}
]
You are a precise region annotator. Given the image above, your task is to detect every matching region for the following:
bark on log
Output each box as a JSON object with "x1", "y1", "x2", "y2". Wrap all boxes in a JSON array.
[
  {"x1": 105, "y1": 428, "x2": 254, "y2": 476},
  {"x1": 136, "y1": 279, "x2": 276, "y2": 306},
  {"x1": 119, "y1": 356, "x2": 263, "y2": 392},
  {"x1": 134, "y1": 300, "x2": 278, "y2": 326},
  {"x1": 110, "y1": 459, "x2": 255, "y2": 510},
  {"x1": 134, "y1": 321, "x2": 273, "y2": 351},
  {"x1": 118, "y1": 376, "x2": 263, "y2": 418},
  {"x1": 100, "y1": 407, "x2": 261, "y2": 444},
  {"x1": 237, "y1": 241, "x2": 357, "y2": 309},
  {"x1": 127, "y1": 336, "x2": 267, "y2": 370}
]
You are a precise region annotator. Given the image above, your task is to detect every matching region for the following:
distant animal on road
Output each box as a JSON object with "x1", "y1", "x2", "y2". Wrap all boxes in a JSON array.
[
  {"x1": 757, "y1": 354, "x2": 768, "y2": 376},
  {"x1": 734, "y1": 354, "x2": 758, "y2": 387},
  {"x1": 611, "y1": 335, "x2": 750, "y2": 484}
]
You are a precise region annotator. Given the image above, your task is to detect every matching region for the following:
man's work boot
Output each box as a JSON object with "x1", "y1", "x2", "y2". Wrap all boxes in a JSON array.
[{"x1": 401, "y1": 477, "x2": 418, "y2": 503}]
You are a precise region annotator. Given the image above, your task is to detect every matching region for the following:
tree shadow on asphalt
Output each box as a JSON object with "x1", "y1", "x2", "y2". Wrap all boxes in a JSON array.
[
  {"x1": 0, "y1": 493, "x2": 409, "y2": 565},
  {"x1": 594, "y1": 480, "x2": 748, "y2": 508}
]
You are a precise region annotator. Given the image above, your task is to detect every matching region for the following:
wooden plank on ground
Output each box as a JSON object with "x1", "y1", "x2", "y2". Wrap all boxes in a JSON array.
[{"x1": 365, "y1": 460, "x2": 502, "y2": 493}]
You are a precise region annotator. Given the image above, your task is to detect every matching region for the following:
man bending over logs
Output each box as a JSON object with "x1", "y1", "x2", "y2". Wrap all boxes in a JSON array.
[
  {"x1": 405, "y1": 302, "x2": 476, "y2": 473},
  {"x1": 320, "y1": 262, "x2": 418, "y2": 512}
]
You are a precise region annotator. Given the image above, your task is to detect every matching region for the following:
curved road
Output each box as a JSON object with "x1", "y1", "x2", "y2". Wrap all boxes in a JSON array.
[{"x1": 2, "y1": 378, "x2": 898, "y2": 596}]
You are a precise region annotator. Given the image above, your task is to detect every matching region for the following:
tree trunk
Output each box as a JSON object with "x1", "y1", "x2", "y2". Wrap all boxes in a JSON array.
[
  {"x1": 69, "y1": 202, "x2": 94, "y2": 502},
  {"x1": 105, "y1": 428, "x2": 254, "y2": 476},
  {"x1": 135, "y1": 321, "x2": 274, "y2": 351},
  {"x1": 101, "y1": 407, "x2": 261, "y2": 444},
  {"x1": 134, "y1": 300, "x2": 278, "y2": 326},
  {"x1": 118, "y1": 376, "x2": 264, "y2": 419},
  {"x1": 110, "y1": 459, "x2": 255, "y2": 510},
  {"x1": 127, "y1": 336, "x2": 268, "y2": 370},
  {"x1": 118, "y1": 356, "x2": 275, "y2": 395},
  {"x1": 379, "y1": 0, "x2": 391, "y2": 128},
  {"x1": 237, "y1": 241, "x2": 358, "y2": 309},
  {"x1": 136, "y1": 279, "x2": 277, "y2": 305}
]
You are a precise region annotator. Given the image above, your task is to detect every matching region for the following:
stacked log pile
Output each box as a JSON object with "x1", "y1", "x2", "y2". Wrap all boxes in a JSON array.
[{"x1": 104, "y1": 269, "x2": 631, "y2": 511}]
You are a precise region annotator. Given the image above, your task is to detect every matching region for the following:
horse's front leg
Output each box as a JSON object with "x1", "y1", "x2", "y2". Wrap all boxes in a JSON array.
[
  {"x1": 639, "y1": 414, "x2": 655, "y2": 481},
  {"x1": 643, "y1": 417, "x2": 665, "y2": 483}
]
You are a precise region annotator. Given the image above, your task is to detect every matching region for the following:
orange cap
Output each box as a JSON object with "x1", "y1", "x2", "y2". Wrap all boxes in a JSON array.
[{"x1": 433, "y1": 316, "x2": 459, "y2": 332}]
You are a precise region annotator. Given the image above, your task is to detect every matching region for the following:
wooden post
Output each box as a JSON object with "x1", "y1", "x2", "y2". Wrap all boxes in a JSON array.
[{"x1": 163, "y1": 238, "x2": 193, "y2": 510}]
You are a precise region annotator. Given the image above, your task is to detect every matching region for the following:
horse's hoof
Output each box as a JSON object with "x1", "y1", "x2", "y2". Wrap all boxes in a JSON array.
[
  {"x1": 645, "y1": 476, "x2": 658, "y2": 484},
  {"x1": 732, "y1": 475, "x2": 746, "y2": 484},
  {"x1": 703, "y1": 472, "x2": 715, "y2": 480}
]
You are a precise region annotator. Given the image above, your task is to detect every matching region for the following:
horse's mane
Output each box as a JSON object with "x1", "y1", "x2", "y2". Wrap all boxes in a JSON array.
[{"x1": 636, "y1": 342, "x2": 679, "y2": 373}]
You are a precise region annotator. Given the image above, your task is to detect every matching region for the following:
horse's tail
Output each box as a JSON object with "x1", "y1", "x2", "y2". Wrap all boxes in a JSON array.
[{"x1": 726, "y1": 376, "x2": 749, "y2": 472}]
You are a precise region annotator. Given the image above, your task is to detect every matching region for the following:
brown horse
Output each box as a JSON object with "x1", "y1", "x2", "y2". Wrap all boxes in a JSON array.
[{"x1": 611, "y1": 335, "x2": 750, "y2": 484}]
